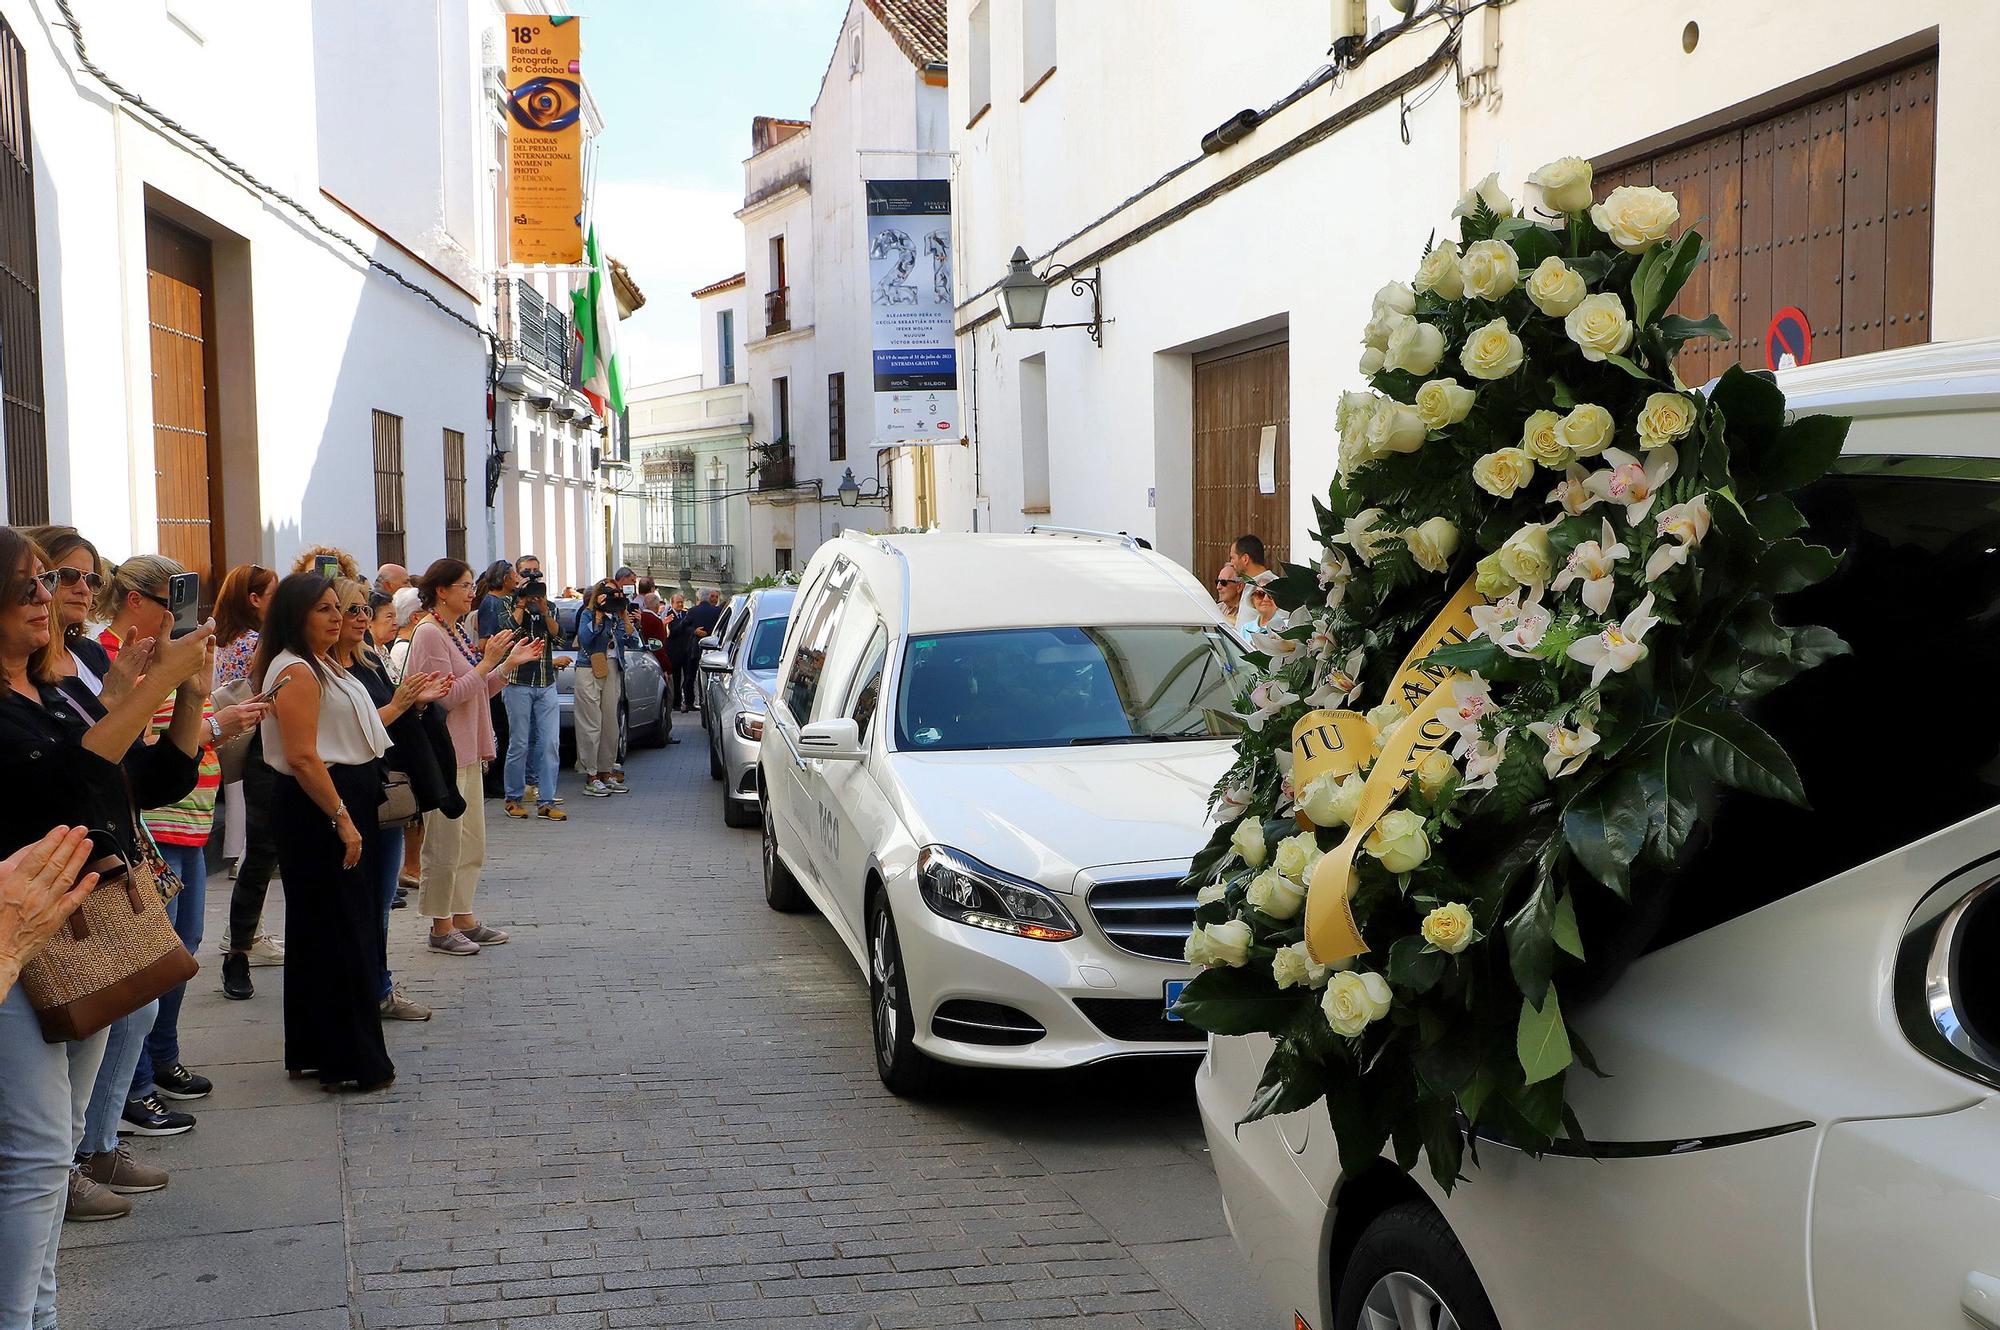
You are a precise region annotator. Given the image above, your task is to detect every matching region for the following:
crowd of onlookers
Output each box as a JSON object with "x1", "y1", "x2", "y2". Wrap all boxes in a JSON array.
[
  {"x1": 1216, "y1": 532, "x2": 1279, "y2": 630},
  {"x1": 0, "y1": 524, "x2": 710, "y2": 1330}
]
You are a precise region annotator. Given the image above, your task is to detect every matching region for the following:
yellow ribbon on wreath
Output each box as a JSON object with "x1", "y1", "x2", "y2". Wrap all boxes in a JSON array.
[{"x1": 1302, "y1": 577, "x2": 1485, "y2": 965}]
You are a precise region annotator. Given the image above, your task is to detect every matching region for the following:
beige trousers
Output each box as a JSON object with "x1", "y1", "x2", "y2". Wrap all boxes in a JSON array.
[
  {"x1": 417, "y1": 763, "x2": 486, "y2": 919},
  {"x1": 573, "y1": 660, "x2": 622, "y2": 775}
]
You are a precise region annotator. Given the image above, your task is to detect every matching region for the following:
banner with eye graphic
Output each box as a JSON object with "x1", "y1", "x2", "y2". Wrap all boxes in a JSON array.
[{"x1": 505, "y1": 14, "x2": 584, "y2": 265}]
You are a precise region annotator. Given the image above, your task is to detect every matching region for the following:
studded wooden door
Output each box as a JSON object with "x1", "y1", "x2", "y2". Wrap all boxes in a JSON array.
[
  {"x1": 1193, "y1": 342, "x2": 1289, "y2": 583},
  {"x1": 145, "y1": 214, "x2": 222, "y2": 585},
  {"x1": 1596, "y1": 55, "x2": 1936, "y2": 383}
]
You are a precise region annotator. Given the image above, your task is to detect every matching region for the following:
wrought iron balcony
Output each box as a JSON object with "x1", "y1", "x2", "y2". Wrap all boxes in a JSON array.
[
  {"x1": 764, "y1": 285, "x2": 791, "y2": 336},
  {"x1": 753, "y1": 454, "x2": 794, "y2": 492},
  {"x1": 622, "y1": 542, "x2": 734, "y2": 585},
  {"x1": 494, "y1": 277, "x2": 574, "y2": 381}
]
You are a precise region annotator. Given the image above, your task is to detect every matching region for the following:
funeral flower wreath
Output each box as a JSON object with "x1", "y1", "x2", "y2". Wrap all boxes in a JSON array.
[{"x1": 1175, "y1": 158, "x2": 1852, "y2": 1191}]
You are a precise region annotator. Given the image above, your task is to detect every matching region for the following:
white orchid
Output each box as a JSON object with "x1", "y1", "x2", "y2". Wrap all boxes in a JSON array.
[
  {"x1": 1566, "y1": 591, "x2": 1662, "y2": 687},
  {"x1": 1244, "y1": 677, "x2": 1300, "y2": 732},
  {"x1": 1645, "y1": 493, "x2": 1714, "y2": 583},
  {"x1": 1586, "y1": 445, "x2": 1679, "y2": 524},
  {"x1": 1212, "y1": 782, "x2": 1252, "y2": 823},
  {"x1": 1442, "y1": 673, "x2": 1496, "y2": 738},
  {"x1": 1457, "y1": 729, "x2": 1509, "y2": 790},
  {"x1": 1469, "y1": 585, "x2": 1550, "y2": 657},
  {"x1": 1249, "y1": 620, "x2": 1302, "y2": 663},
  {"x1": 1319, "y1": 547, "x2": 1353, "y2": 608},
  {"x1": 1305, "y1": 648, "x2": 1367, "y2": 709},
  {"x1": 1548, "y1": 463, "x2": 1597, "y2": 517},
  {"x1": 1526, "y1": 718, "x2": 1601, "y2": 779},
  {"x1": 1307, "y1": 619, "x2": 1341, "y2": 661},
  {"x1": 1329, "y1": 508, "x2": 1396, "y2": 565},
  {"x1": 1551, "y1": 518, "x2": 1630, "y2": 614}
]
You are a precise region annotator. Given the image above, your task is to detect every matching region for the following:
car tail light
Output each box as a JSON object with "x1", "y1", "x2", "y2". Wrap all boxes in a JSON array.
[
  {"x1": 734, "y1": 712, "x2": 765, "y2": 741},
  {"x1": 916, "y1": 845, "x2": 1080, "y2": 942},
  {"x1": 1896, "y1": 870, "x2": 2000, "y2": 1091}
]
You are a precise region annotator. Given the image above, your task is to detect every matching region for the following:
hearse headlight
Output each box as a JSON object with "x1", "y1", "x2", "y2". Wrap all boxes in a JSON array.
[{"x1": 917, "y1": 845, "x2": 1079, "y2": 942}]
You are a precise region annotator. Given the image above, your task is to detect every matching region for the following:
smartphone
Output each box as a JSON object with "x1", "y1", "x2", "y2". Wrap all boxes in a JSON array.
[
  {"x1": 255, "y1": 673, "x2": 293, "y2": 704},
  {"x1": 167, "y1": 571, "x2": 200, "y2": 639},
  {"x1": 313, "y1": 555, "x2": 341, "y2": 580}
]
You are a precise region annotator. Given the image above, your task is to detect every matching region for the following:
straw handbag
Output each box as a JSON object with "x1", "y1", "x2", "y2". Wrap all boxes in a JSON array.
[{"x1": 17, "y1": 834, "x2": 198, "y2": 1044}]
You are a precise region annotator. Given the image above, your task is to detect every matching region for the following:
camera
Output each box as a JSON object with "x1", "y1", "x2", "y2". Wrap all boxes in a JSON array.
[
  {"x1": 593, "y1": 585, "x2": 628, "y2": 613},
  {"x1": 519, "y1": 572, "x2": 548, "y2": 598}
]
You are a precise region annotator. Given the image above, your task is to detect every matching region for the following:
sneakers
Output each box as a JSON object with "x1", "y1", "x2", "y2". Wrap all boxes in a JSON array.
[
  {"x1": 504, "y1": 800, "x2": 529, "y2": 819},
  {"x1": 66, "y1": 1168, "x2": 133, "y2": 1222},
  {"x1": 221, "y1": 951, "x2": 253, "y2": 1000},
  {"x1": 461, "y1": 924, "x2": 509, "y2": 946},
  {"x1": 537, "y1": 804, "x2": 567, "y2": 821},
  {"x1": 82, "y1": 1144, "x2": 169, "y2": 1195},
  {"x1": 153, "y1": 1062, "x2": 212, "y2": 1101},
  {"x1": 119, "y1": 1094, "x2": 194, "y2": 1137},
  {"x1": 581, "y1": 779, "x2": 612, "y2": 798},
  {"x1": 379, "y1": 986, "x2": 432, "y2": 1021},
  {"x1": 604, "y1": 779, "x2": 631, "y2": 795},
  {"x1": 245, "y1": 933, "x2": 286, "y2": 967},
  {"x1": 428, "y1": 929, "x2": 480, "y2": 956}
]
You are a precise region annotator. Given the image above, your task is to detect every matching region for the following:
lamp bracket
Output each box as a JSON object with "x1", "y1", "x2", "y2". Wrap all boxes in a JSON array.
[{"x1": 1038, "y1": 263, "x2": 1108, "y2": 346}]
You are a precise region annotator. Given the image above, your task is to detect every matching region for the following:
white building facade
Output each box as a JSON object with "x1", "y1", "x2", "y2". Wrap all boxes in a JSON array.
[
  {"x1": 0, "y1": 0, "x2": 628, "y2": 590},
  {"x1": 739, "y1": 0, "x2": 954, "y2": 578},
  {"x1": 950, "y1": 0, "x2": 1999, "y2": 581}
]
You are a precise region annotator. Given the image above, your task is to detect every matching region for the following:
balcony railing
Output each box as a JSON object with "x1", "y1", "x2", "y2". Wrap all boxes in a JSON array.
[
  {"x1": 754, "y1": 454, "x2": 794, "y2": 492},
  {"x1": 495, "y1": 277, "x2": 574, "y2": 381},
  {"x1": 622, "y1": 542, "x2": 734, "y2": 585},
  {"x1": 764, "y1": 286, "x2": 791, "y2": 336}
]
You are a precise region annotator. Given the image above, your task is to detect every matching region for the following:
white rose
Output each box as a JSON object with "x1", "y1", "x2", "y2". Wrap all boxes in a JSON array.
[
  {"x1": 1591, "y1": 184, "x2": 1680, "y2": 253},
  {"x1": 1415, "y1": 378, "x2": 1476, "y2": 431},
  {"x1": 1459, "y1": 239, "x2": 1520, "y2": 301},
  {"x1": 1414, "y1": 748, "x2": 1457, "y2": 800},
  {"x1": 1475, "y1": 551, "x2": 1519, "y2": 600},
  {"x1": 1420, "y1": 901, "x2": 1475, "y2": 954},
  {"x1": 1299, "y1": 770, "x2": 1364, "y2": 828},
  {"x1": 1384, "y1": 319, "x2": 1447, "y2": 376},
  {"x1": 1365, "y1": 701, "x2": 1407, "y2": 735},
  {"x1": 1637, "y1": 391, "x2": 1697, "y2": 447},
  {"x1": 1230, "y1": 817, "x2": 1267, "y2": 870},
  {"x1": 1406, "y1": 516, "x2": 1460, "y2": 574},
  {"x1": 1273, "y1": 831, "x2": 1320, "y2": 882},
  {"x1": 1414, "y1": 242, "x2": 1464, "y2": 300},
  {"x1": 1184, "y1": 926, "x2": 1215, "y2": 967},
  {"x1": 1471, "y1": 447, "x2": 1534, "y2": 499},
  {"x1": 1203, "y1": 919, "x2": 1253, "y2": 967},
  {"x1": 1497, "y1": 522, "x2": 1556, "y2": 586},
  {"x1": 1363, "y1": 304, "x2": 1411, "y2": 351},
  {"x1": 1195, "y1": 879, "x2": 1227, "y2": 907},
  {"x1": 1373, "y1": 281, "x2": 1417, "y2": 317},
  {"x1": 1559, "y1": 403, "x2": 1615, "y2": 459},
  {"x1": 1322, "y1": 969, "x2": 1393, "y2": 1037},
  {"x1": 1524, "y1": 256, "x2": 1588, "y2": 318},
  {"x1": 1337, "y1": 391, "x2": 1378, "y2": 451},
  {"x1": 1459, "y1": 317, "x2": 1525, "y2": 380},
  {"x1": 1565, "y1": 292, "x2": 1634, "y2": 363},
  {"x1": 1520, "y1": 410, "x2": 1573, "y2": 469},
  {"x1": 1359, "y1": 346, "x2": 1385, "y2": 376},
  {"x1": 1246, "y1": 868, "x2": 1306, "y2": 921},
  {"x1": 1364, "y1": 808, "x2": 1430, "y2": 873},
  {"x1": 1366, "y1": 402, "x2": 1428, "y2": 457},
  {"x1": 1529, "y1": 155, "x2": 1595, "y2": 214},
  {"x1": 1272, "y1": 940, "x2": 1329, "y2": 991},
  {"x1": 1451, "y1": 171, "x2": 1514, "y2": 221}
]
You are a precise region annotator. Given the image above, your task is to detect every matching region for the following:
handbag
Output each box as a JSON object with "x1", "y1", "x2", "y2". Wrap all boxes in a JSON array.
[
  {"x1": 590, "y1": 651, "x2": 610, "y2": 680},
  {"x1": 16, "y1": 833, "x2": 199, "y2": 1044},
  {"x1": 379, "y1": 769, "x2": 419, "y2": 827},
  {"x1": 212, "y1": 678, "x2": 256, "y2": 784}
]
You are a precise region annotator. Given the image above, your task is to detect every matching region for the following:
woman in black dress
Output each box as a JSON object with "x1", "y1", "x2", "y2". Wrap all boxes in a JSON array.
[{"x1": 250, "y1": 574, "x2": 396, "y2": 1091}]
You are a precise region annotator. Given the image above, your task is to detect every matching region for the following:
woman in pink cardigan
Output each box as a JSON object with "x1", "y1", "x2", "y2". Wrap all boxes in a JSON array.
[{"x1": 407, "y1": 558, "x2": 542, "y2": 956}]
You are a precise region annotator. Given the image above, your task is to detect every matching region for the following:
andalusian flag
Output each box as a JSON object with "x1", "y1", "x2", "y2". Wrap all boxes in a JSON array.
[{"x1": 571, "y1": 225, "x2": 624, "y2": 416}]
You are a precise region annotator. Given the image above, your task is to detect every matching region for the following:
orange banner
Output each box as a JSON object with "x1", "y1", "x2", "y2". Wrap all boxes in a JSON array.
[{"x1": 505, "y1": 15, "x2": 583, "y2": 265}]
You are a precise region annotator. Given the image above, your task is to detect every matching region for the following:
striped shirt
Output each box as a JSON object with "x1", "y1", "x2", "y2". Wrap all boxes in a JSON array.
[{"x1": 101, "y1": 628, "x2": 222, "y2": 847}]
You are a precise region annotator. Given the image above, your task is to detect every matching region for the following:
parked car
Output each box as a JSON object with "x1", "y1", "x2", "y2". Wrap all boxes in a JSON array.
[
  {"x1": 700, "y1": 592, "x2": 749, "y2": 737},
  {"x1": 1199, "y1": 344, "x2": 2000, "y2": 1330},
  {"x1": 758, "y1": 529, "x2": 1246, "y2": 1093},
  {"x1": 703, "y1": 587, "x2": 797, "y2": 828},
  {"x1": 551, "y1": 598, "x2": 672, "y2": 761}
]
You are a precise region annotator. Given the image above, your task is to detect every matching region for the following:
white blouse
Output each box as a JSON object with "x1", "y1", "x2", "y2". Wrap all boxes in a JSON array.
[{"x1": 259, "y1": 649, "x2": 392, "y2": 774}]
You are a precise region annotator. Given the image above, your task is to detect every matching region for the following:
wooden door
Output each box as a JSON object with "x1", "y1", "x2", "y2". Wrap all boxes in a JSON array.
[
  {"x1": 1193, "y1": 342, "x2": 1290, "y2": 582},
  {"x1": 1596, "y1": 55, "x2": 1935, "y2": 383},
  {"x1": 145, "y1": 215, "x2": 222, "y2": 585}
]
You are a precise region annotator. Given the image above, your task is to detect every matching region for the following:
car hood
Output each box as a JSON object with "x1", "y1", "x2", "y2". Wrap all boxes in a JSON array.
[
  {"x1": 884, "y1": 743, "x2": 1235, "y2": 894},
  {"x1": 728, "y1": 670, "x2": 778, "y2": 709}
]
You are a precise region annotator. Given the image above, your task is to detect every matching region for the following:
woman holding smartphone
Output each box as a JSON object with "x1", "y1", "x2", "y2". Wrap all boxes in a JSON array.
[{"x1": 251, "y1": 573, "x2": 396, "y2": 1091}]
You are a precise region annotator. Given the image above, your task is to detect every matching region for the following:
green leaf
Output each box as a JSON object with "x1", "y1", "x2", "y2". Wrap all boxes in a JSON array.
[
  {"x1": 1238, "y1": 1043, "x2": 1326, "y2": 1124},
  {"x1": 1743, "y1": 492, "x2": 1806, "y2": 541},
  {"x1": 1413, "y1": 1023, "x2": 1480, "y2": 1098},
  {"x1": 1173, "y1": 965, "x2": 1299, "y2": 1036},
  {"x1": 1656, "y1": 312, "x2": 1731, "y2": 350},
  {"x1": 1562, "y1": 770, "x2": 1647, "y2": 897},
  {"x1": 1458, "y1": 1066, "x2": 1497, "y2": 1125},
  {"x1": 1637, "y1": 741, "x2": 1705, "y2": 861},
  {"x1": 1494, "y1": 218, "x2": 1561, "y2": 268},
  {"x1": 1709, "y1": 365, "x2": 1785, "y2": 446},
  {"x1": 1757, "y1": 538, "x2": 1840, "y2": 595},
  {"x1": 1551, "y1": 890, "x2": 1584, "y2": 960},
  {"x1": 1747, "y1": 412, "x2": 1850, "y2": 495},
  {"x1": 1418, "y1": 1097, "x2": 1468, "y2": 1192},
  {"x1": 1506, "y1": 877, "x2": 1559, "y2": 1008},
  {"x1": 1389, "y1": 934, "x2": 1447, "y2": 995},
  {"x1": 1422, "y1": 638, "x2": 1507, "y2": 676},
  {"x1": 1325, "y1": 1083, "x2": 1391, "y2": 1177},
  {"x1": 1631, "y1": 231, "x2": 1707, "y2": 327},
  {"x1": 1600, "y1": 352, "x2": 1656, "y2": 381},
  {"x1": 1496, "y1": 731, "x2": 1548, "y2": 820},
  {"x1": 1547, "y1": 373, "x2": 1577, "y2": 409},
  {"x1": 1517, "y1": 986, "x2": 1573, "y2": 1085},
  {"x1": 1684, "y1": 709, "x2": 1807, "y2": 807}
]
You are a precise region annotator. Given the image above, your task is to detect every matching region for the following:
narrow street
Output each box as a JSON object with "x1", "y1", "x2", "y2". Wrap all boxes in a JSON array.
[{"x1": 58, "y1": 732, "x2": 1267, "y2": 1330}]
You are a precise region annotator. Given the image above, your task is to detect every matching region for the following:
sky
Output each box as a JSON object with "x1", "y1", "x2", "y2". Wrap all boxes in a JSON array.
[{"x1": 584, "y1": 0, "x2": 850, "y2": 386}]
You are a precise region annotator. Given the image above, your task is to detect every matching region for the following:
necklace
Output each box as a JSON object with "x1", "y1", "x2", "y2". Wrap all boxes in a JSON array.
[{"x1": 443, "y1": 619, "x2": 481, "y2": 667}]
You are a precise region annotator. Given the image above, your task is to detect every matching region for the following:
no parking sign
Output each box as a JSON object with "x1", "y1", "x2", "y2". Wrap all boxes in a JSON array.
[{"x1": 1766, "y1": 307, "x2": 1812, "y2": 371}]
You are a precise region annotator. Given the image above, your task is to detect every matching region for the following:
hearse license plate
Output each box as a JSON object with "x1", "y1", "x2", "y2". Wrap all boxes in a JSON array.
[{"x1": 1163, "y1": 980, "x2": 1188, "y2": 1021}]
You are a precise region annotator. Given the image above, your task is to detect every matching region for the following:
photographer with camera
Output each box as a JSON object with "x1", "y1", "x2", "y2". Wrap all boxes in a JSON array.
[
  {"x1": 500, "y1": 560, "x2": 570, "y2": 820},
  {"x1": 574, "y1": 577, "x2": 639, "y2": 798}
]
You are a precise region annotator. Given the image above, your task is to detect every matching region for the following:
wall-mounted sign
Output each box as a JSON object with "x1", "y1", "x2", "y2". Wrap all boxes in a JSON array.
[
  {"x1": 1766, "y1": 306, "x2": 1812, "y2": 371},
  {"x1": 505, "y1": 14, "x2": 583, "y2": 266},
  {"x1": 866, "y1": 179, "x2": 958, "y2": 446}
]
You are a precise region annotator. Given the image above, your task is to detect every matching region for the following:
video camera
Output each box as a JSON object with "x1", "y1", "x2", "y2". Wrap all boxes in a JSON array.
[
  {"x1": 518, "y1": 571, "x2": 548, "y2": 599},
  {"x1": 592, "y1": 583, "x2": 629, "y2": 614}
]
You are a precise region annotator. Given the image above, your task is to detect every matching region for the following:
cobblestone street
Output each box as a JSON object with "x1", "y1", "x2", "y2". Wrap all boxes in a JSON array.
[{"x1": 58, "y1": 730, "x2": 1266, "y2": 1330}]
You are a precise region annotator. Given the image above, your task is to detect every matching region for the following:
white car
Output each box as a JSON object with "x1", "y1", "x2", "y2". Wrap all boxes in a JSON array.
[
  {"x1": 758, "y1": 529, "x2": 1247, "y2": 1091},
  {"x1": 1200, "y1": 341, "x2": 2000, "y2": 1330}
]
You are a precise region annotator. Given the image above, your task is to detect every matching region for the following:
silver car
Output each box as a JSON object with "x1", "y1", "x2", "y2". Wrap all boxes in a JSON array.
[
  {"x1": 551, "y1": 599, "x2": 672, "y2": 762},
  {"x1": 703, "y1": 587, "x2": 796, "y2": 827},
  {"x1": 699, "y1": 593, "x2": 748, "y2": 741}
]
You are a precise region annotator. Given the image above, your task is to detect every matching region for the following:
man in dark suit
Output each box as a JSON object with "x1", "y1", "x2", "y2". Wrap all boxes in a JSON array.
[{"x1": 680, "y1": 590, "x2": 725, "y2": 715}]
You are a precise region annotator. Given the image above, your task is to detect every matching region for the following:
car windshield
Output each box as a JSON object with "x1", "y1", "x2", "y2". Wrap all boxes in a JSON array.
[
  {"x1": 895, "y1": 624, "x2": 1245, "y2": 751},
  {"x1": 747, "y1": 618, "x2": 788, "y2": 672}
]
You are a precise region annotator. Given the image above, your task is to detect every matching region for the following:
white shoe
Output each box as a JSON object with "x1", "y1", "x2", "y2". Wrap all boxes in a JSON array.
[
  {"x1": 245, "y1": 934, "x2": 286, "y2": 967},
  {"x1": 582, "y1": 779, "x2": 612, "y2": 798}
]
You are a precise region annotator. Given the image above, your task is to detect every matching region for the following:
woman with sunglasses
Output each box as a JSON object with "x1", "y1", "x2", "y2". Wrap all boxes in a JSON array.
[
  {"x1": 21, "y1": 526, "x2": 113, "y2": 693},
  {"x1": 211, "y1": 563, "x2": 281, "y2": 1001},
  {"x1": 0, "y1": 527, "x2": 218, "y2": 1327}
]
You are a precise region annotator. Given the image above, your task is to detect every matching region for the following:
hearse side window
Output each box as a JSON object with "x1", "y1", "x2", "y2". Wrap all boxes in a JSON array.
[
  {"x1": 847, "y1": 627, "x2": 889, "y2": 743},
  {"x1": 780, "y1": 564, "x2": 853, "y2": 722}
]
